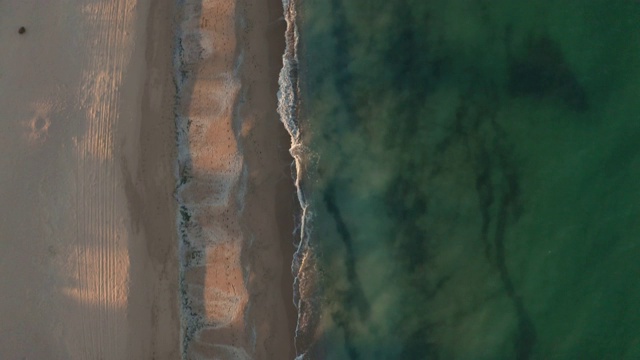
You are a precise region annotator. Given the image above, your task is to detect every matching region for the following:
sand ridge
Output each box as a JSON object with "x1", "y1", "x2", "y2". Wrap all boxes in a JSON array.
[
  {"x1": 174, "y1": 0, "x2": 252, "y2": 357},
  {"x1": 174, "y1": 0, "x2": 295, "y2": 358}
]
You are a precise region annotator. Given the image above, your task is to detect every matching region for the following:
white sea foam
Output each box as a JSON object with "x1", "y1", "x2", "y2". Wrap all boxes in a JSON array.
[{"x1": 278, "y1": 0, "x2": 320, "y2": 358}]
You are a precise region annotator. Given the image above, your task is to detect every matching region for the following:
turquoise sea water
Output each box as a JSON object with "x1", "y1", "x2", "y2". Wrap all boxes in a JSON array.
[{"x1": 281, "y1": 1, "x2": 640, "y2": 359}]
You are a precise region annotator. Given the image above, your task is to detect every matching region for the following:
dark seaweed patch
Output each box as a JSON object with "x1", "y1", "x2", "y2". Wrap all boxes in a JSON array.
[
  {"x1": 323, "y1": 183, "x2": 371, "y2": 360},
  {"x1": 508, "y1": 35, "x2": 588, "y2": 111}
]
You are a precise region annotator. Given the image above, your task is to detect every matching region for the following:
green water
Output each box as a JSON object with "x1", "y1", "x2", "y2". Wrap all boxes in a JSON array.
[{"x1": 294, "y1": 0, "x2": 640, "y2": 359}]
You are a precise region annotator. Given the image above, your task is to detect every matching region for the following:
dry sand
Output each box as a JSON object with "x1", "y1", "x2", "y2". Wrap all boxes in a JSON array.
[
  {"x1": 175, "y1": 0, "x2": 296, "y2": 358},
  {"x1": 0, "y1": 0, "x2": 179, "y2": 358}
]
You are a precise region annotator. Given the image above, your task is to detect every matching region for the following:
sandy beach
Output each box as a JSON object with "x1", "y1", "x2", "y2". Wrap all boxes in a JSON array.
[
  {"x1": 0, "y1": 0, "x2": 180, "y2": 358},
  {"x1": 174, "y1": 0, "x2": 295, "y2": 358},
  {"x1": 0, "y1": 0, "x2": 294, "y2": 358}
]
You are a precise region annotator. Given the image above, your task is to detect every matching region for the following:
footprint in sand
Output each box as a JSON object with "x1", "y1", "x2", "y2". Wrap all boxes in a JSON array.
[{"x1": 24, "y1": 101, "x2": 55, "y2": 145}]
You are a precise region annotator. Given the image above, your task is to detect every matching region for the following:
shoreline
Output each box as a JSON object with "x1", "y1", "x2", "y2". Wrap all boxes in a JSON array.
[
  {"x1": 237, "y1": 0, "x2": 297, "y2": 356},
  {"x1": 277, "y1": 0, "x2": 321, "y2": 357}
]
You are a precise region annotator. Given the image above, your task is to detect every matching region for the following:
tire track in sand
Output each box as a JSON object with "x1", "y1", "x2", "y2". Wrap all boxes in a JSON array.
[{"x1": 66, "y1": 0, "x2": 136, "y2": 358}]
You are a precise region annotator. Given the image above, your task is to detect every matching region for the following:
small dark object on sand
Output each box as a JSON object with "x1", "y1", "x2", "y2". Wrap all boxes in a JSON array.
[{"x1": 18, "y1": 27, "x2": 26, "y2": 34}]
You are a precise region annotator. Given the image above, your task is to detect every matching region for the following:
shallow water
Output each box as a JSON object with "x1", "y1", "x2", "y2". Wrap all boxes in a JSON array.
[{"x1": 285, "y1": 1, "x2": 640, "y2": 359}]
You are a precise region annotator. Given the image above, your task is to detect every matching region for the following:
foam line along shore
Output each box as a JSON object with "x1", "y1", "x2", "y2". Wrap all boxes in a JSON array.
[{"x1": 276, "y1": 0, "x2": 322, "y2": 359}]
